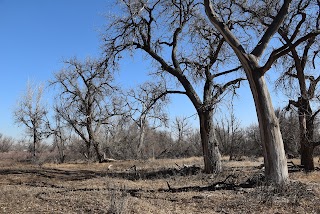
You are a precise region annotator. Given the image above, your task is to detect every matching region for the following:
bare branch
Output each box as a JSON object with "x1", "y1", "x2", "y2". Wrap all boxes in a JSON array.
[{"x1": 251, "y1": 0, "x2": 292, "y2": 58}]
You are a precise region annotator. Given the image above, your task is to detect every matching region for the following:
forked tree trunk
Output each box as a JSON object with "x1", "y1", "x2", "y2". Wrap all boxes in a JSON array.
[
  {"x1": 199, "y1": 110, "x2": 222, "y2": 174},
  {"x1": 204, "y1": 0, "x2": 289, "y2": 184}
]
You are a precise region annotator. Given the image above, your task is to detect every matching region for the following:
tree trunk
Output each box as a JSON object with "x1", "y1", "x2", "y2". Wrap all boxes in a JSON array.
[
  {"x1": 250, "y1": 70, "x2": 288, "y2": 183},
  {"x1": 137, "y1": 122, "x2": 146, "y2": 159},
  {"x1": 204, "y1": 0, "x2": 289, "y2": 184},
  {"x1": 301, "y1": 143, "x2": 315, "y2": 171},
  {"x1": 85, "y1": 141, "x2": 91, "y2": 160},
  {"x1": 298, "y1": 99, "x2": 315, "y2": 170},
  {"x1": 33, "y1": 128, "x2": 37, "y2": 158},
  {"x1": 199, "y1": 110, "x2": 222, "y2": 174},
  {"x1": 93, "y1": 141, "x2": 103, "y2": 163}
]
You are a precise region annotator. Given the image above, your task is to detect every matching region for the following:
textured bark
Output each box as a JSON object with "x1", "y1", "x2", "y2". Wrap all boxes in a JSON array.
[
  {"x1": 137, "y1": 121, "x2": 146, "y2": 159},
  {"x1": 199, "y1": 110, "x2": 222, "y2": 174},
  {"x1": 298, "y1": 97, "x2": 315, "y2": 170},
  {"x1": 250, "y1": 69, "x2": 288, "y2": 182},
  {"x1": 93, "y1": 141, "x2": 103, "y2": 163}
]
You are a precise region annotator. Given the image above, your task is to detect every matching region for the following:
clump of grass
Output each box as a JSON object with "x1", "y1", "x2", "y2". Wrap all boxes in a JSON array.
[
  {"x1": 107, "y1": 185, "x2": 128, "y2": 214},
  {"x1": 252, "y1": 180, "x2": 314, "y2": 206}
]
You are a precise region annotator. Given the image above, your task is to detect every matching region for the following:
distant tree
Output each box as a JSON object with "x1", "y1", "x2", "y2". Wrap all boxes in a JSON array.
[
  {"x1": 104, "y1": 0, "x2": 244, "y2": 173},
  {"x1": 13, "y1": 82, "x2": 47, "y2": 158},
  {"x1": 125, "y1": 82, "x2": 168, "y2": 158},
  {"x1": 216, "y1": 105, "x2": 244, "y2": 160},
  {"x1": 173, "y1": 116, "x2": 192, "y2": 146},
  {"x1": 244, "y1": 124, "x2": 263, "y2": 157},
  {"x1": 0, "y1": 134, "x2": 14, "y2": 152},
  {"x1": 46, "y1": 112, "x2": 71, "y2": 163},
  {"x1": 272, "y1": 0, "x2": 320, "y2": 170},
  {"x1": 275, "y1": 108, "x2": 300, "y2": 158},
  {"x1": 204, "y1": 0, "x2": 318, "y2": 183},
  {"x1": 51, "y1": 58, "x2": 121, "y2": 162}
]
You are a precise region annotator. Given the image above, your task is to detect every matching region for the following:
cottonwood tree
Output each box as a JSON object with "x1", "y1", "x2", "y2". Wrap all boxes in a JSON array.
[
  {"x1": 46, "y1": 113, "x2": 71, "y2": 163},
  {"x1": 204, "y1": 0, "x2": 319, "y2": 183},
  {"x1": 271, "y1": 0, "x2": 320, "y2": 170},
  {"x1": 125, "y1": 82, "x2": 168, "y2": 158},
  {"x1": 13, "y1": 82, "x2": 47, "y2": 158},
  {"x1": 51, "y1": 58, "x2": 120, "y2": 163},
  {"x1": 104, "y1": 0, "x2": 244, "y2": 173}
]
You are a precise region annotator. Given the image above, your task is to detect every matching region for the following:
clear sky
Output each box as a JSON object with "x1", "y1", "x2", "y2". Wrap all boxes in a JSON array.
[{"x1": 0, "y1": 0, "x2": 287, "y2": 139}]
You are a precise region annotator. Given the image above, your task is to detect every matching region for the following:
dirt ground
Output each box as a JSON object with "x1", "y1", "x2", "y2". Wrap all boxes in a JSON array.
[{"x1": 0, "y1": 155, "x2": 319, "y2": 214}]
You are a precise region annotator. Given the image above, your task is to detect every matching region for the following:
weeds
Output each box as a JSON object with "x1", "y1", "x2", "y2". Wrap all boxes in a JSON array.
[
  {"x1": 107, "y1": 185, "x2": 128, "y2": 214},
  {"x1": 252, "y1": 180, "x2": 314, "y2": 206}
]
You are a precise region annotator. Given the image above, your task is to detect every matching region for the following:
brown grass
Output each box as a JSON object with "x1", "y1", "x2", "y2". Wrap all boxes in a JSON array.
[{"x1": 0, "y1": 156, "x2": 319, "y2": 213}]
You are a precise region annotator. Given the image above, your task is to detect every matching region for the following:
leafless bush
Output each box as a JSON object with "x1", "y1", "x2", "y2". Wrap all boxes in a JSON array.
[
  {"x1": 107, "y1": 186, "x2": 128, "y2": 214},
  {"x1": 0, "y1": 133, "x2": 14, "y2": 152}
]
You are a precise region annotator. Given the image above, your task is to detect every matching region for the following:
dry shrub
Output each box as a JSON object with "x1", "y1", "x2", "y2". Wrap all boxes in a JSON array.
[
  {"x1": 107, "y1": 185, "x2": 128, "y2": 214},
  {"x1": 251, "y1": 181, "x2": 314, "y2": 206}
]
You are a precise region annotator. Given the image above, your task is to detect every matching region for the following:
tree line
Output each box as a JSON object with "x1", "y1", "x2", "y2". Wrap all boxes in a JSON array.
[{"x1": 8, "y1": 0, "x2": 320, "y2": 185}]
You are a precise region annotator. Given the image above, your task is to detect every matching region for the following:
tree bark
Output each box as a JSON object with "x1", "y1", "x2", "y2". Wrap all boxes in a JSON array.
[
  {"x1": 199, "y1": 110, "x2": 222, "y2": 174},
  {"x1": 250, "y1": 69, "x2": 288, "y2": 183},
  {"x1": 92, "y1": 141, "x2": 103, "y2": 163},
  {"x1": 298, "y1": 97, "x2": 315, "y2": 170},
  {"x1": 137, "y1": 119, "x2": 146, "y2": 159},
  {"x1": 204, "y1": 0, "x2": 289, "y2": 184},
  {"x1": 33, "y1": 127, "x2": 37, "y2": 158}
]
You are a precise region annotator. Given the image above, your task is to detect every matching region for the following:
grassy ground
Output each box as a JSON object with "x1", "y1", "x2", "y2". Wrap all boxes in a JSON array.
[{"x1": 0, "y1": 155, "x2": 319, "y2": 213}]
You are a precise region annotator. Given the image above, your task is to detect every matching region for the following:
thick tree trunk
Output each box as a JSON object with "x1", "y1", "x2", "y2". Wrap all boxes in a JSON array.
[
  {"x1": 301, "y1": 143, "x2": 315, "y2": 170},
  {"x1": 298, "y1": 100, "x2": 315, "y2": 170},
  {"x1": 199, "y1": 110, "x2": 222, "y2": 174},
  {"x1": 92, "y1": 141, "x2": 103, "y2": 163},
  {"x1": 250, "y1": 70, "x2": 288, "y2": 183}
]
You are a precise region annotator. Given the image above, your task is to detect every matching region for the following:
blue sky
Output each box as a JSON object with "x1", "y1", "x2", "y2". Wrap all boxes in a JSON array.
[{"x1": 0, "y1": 0, "x2": 287, "y2": 139}]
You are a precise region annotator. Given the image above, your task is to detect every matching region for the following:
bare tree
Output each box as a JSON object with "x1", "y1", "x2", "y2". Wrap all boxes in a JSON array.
[
  {"x1": 216, "y1": 105, "x2": 244, "y2": 161},
  {"x1": 271, "y1": 0, "x2": 320, "y2": 171},
  {"x1": 173, "y1": 116, "x2": 192, "y2": 145},
  {"x1": 13, "y1": 82, "x2": 47, "y2": 158},
  {"x1": 46, "y1": 112, "x2": 71, "y2": 163},
  {"x1": 126, "y1": 82, "x2": 168, "y2": 158},
  {"x1": 275, "y1": 108, "x2": 300, "y2": 158},
  {"x1": 203, "y1": 0, "x2": 319, "y2": 183},
  {"x1": 0, "y1": 134, "x2": 14, "y2": 152},
  {"x1": 51, "y1": 58, "x2": 119, "y2": 162},
  {"x1": 104, "y1": 0, "x2": 245, "y2": 173}
]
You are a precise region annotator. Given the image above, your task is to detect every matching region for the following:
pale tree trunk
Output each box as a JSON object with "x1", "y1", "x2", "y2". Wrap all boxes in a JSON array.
[
  {"x1": 199, "y1": 110, "x2": 222, "y2": 174},
  {"x1": 137, "y1": 122, "x2": 146, "y2": 159},
  {"x1": 204, "y1": 0, "x2": 289, "y2": 184},
  {"x1": 250, "y1": 70, "x2": 288, "y2": 182}
]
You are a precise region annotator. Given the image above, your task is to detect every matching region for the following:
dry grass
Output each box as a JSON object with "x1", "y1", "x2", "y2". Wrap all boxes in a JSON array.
[{"x1": 0, "y1": 156, "x2": 319, "y2": 213}]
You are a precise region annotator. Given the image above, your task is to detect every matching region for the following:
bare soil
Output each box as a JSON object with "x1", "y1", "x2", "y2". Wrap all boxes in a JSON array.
[{"x1": 0, "y1": 155, "x2": 319, "y2": 213}]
